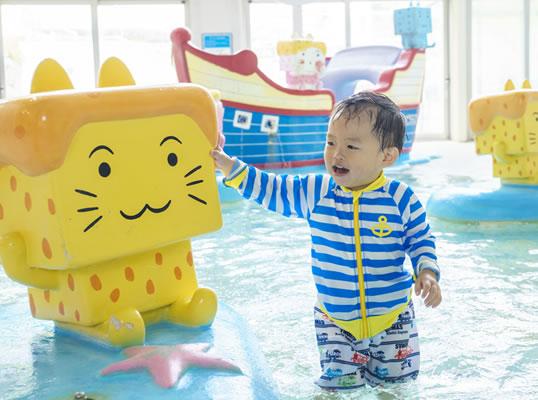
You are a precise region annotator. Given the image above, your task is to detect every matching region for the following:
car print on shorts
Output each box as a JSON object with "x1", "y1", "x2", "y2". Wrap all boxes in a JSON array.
[
  {"x1": 374, "y1": 366, "x2": 389, "y2": 377},
  {"x1": 398, "y1": 310, "x2": 412, "y2": 323},
  {"x1": 316, "y1": 333, "x2": 328, "y2": 344},
  {"x1": 370, "y1": 350, "x2": 385, "y2": 360},
  {"x1": 351, "y1": 352, "x2": 369, "y2": 364},
  {"x1": 324, "y1": 368, "x2": 343, "y2": 378},
  {"x1": 400, "y1": 358, "x2": 412, "y2": 370},
  {"x1": 395, "y1": 345, "x2": 414, "y2": 359},
  {"x1": 337, "y1": 374, "x2": 358, "y2": 387},
  {"x1": 325, "y1": 349, "x2": 342, "y2": 361}
]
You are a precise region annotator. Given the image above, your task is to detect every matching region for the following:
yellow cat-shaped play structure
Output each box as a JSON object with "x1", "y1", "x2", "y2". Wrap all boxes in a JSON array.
[
  {"x1": 469, "y1": 79, "x2": 538, "y2": 185},
  {"x1": 0, "y1": 57, "x2": 222, "y2": 347}
]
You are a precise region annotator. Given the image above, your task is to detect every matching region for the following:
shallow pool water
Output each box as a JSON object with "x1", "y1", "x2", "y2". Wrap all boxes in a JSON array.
[{"x1": 1, "y1": 142, "x2": 537, "y2": 399}]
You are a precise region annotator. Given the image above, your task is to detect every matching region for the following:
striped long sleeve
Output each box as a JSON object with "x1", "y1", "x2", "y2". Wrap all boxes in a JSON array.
[{"x1": 224, "y1": 159, "x2": 439, "y2": 340}]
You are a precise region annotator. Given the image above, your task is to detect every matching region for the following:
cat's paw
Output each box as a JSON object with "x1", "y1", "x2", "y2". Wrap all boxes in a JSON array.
[
  {"x1": 107, "y1": 307, "x2": 146, "y2": 347},
  {"x1": 167, "y1": 287, "x2": 218, "y2": 327}
]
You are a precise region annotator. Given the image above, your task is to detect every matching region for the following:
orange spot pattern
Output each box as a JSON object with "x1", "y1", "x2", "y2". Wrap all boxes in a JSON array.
[
  {"x1": 10, "y1": 176, "x2": 16, "y2": 192},
  {"x1": 48, "y1": 199, "x2": 56, "y2": 215},
  {"x1": 14, "y1": 125, "x2": 25, "y2": 139},
  {"x1": 24, "y1": 192, "x2": 32, "y2": 211},
  {"x1": 110, "y1": 288, "x2": 120, "y2": 303},
  {"x1": 23, "y1": 246, "x2": 196, "y2": 325},
  {"x1": 187, "y1": 251, "x2": 193, "y2": 266},
  {"x1": 146, "y1": 280, "x2": 155, "y2": 294},
  {"x1": 0, "y1": 203, "x2": 3, "y2": 220},
  {"x1": 90, "y1": 274, "x2": 102, "y2": 291},
  {"x1": 124, "y1": 266, "x2": 134, "y2": 281},
  {"x1": 42, "y1": 238, "x2": 52, "y2": 259},
  {"x1": 29, "y1": 294, "x2": 36, "y2": 317}
]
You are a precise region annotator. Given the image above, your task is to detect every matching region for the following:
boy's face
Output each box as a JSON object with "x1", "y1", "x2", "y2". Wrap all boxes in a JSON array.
[{"x1": 324, "y1": 113, "x2": 396, "y2": 191}]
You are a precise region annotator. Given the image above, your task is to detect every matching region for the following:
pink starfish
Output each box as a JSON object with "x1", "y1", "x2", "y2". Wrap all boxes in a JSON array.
[{"x1": 100, "y1": 343, "x2": 241, "y2": 389}]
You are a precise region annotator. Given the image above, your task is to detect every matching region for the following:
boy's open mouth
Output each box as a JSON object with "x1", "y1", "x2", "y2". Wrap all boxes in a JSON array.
[{"x1": 333, "y1": 166, "x2": 349, "y2": 176}]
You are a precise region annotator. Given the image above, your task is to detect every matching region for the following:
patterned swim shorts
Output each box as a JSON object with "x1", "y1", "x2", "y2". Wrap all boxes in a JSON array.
[{"x1": 314, "y1": 300, "x2": 420, "y2": 391}]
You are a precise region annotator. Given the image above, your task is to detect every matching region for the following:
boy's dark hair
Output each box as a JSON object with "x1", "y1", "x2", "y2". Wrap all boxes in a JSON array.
[{"x1": 330, "y1": 91, "x2": 406, "y2": 152}]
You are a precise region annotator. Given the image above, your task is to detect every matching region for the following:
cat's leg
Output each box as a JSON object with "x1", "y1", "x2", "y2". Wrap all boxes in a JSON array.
[
  {"x1": 166, "y1": 287, "x2": 218, "y2": 327},
  {"x1": 0, "y1": 232, "x2": 58, "y2": 289},
  {"x1": 55, "y1": 307, "x2": 146, "y2": 347}
]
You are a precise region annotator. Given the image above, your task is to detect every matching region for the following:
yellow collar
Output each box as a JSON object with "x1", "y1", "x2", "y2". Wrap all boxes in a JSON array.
[{"x1": 341, "y1": 172, "x2": 387, "y2": 201}]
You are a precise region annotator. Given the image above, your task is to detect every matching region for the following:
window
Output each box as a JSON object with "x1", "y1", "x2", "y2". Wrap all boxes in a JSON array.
[
  {"x1": 2, "y1": 4, "x2": 93, "y2": 97},
  {"x1": 303, "y1": 2, "x2": 346, "y2": 57},
  {"x1": 98, "y1": 4, "x2": 185, "y2": 86},
  {"x1": 472, "y1": 0, "x2": 525, "y2": 97},
  {"x1": 249, "y1": 3, "x2": 294, "y2": 85},
  {"x1": 528, "y1": 1, "x2": 537, "y2": 86},
  {"x1": 350, "y1": 1, "x2": 445, "y2": 138},
  {"x1": 349, "y1": 1, "x2": 403, "y2": 47}
]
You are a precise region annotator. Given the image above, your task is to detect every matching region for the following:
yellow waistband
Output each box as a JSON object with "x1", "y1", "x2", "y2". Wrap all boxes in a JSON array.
[{"x1": 317, "y1": 293, "x2": 411, "y2": 340}]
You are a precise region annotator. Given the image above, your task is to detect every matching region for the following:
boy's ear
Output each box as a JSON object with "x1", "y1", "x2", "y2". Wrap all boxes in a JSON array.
[{"x1": 382, "y1": 147, "x2": 399, "y2": 167}]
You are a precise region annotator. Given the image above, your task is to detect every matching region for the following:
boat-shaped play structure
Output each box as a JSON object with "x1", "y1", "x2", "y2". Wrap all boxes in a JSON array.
[
  {"x1": 171, "y1": 27, "x2": 334, "y2": 170},
  {"x1": 170, "y1": 3, "x2": 435, "y2": 171},
  {"x1": 321, "y1": 45, "x2": 428, "y2": 164}
]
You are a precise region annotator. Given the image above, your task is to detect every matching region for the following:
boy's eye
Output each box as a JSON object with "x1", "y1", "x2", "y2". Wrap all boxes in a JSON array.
[
  {"x1": 98, "y1": 162, "x2": 111, "y2": 178},
  {"x1": 348, "y1": 145, "x2": 359, "y2": 150},
  {"x1": 326, "y1": 141, "x2": 334, "y2": 146}
]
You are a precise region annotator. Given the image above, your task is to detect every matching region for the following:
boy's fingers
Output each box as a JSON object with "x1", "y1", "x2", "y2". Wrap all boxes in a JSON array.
[
  {"x1": 414, "y1": 279, "x2": 422, "y2": 296},
  {"x1": 421, "y1": 281, "x2": 431, "y2": 298},
  {"x1": 425, "y1": 291, "x2": 442, "y2": 308}
]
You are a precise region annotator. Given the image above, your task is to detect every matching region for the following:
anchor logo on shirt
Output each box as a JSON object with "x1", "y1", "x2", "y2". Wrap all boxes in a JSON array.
[{"x1": 371, "y1": 216, "x2": 392, "y2": 238}]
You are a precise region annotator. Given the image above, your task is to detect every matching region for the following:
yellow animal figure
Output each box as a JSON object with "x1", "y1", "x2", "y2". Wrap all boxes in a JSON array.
[
  {"x1": 0, "y1": 57, "x2": 222, "y2": 347},
  {"x1": 469, "y1": 79, "x2": 538, "y2": 185}
]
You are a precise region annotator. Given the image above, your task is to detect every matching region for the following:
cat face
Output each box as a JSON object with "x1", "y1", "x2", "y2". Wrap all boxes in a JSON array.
[
  {"x1": 50, "y1": 113, "x2": 222, "y2": 267},
  {"x1": 523, "y1": 101, "x2": 538, "y2": 152}
]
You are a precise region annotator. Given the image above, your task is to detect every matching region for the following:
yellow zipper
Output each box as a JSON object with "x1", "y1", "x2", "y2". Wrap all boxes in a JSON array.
[{"x1": 354, "y1": 197, "x2": 369, "y2": 338}]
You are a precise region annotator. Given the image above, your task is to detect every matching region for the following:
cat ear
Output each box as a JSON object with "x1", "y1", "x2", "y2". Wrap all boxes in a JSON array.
[
  {"x1": 30, "y1": 58, "x2": 74, "y2": 94},
  {"x1": 98, "y1": 57, "x2": 135, "y2": 88},
  {"x1": 522, "y1": 79, "x2": 531, "y2": 89},
  {"x1": 504, "y1": 79, "x2": 515, "y2": 91}
]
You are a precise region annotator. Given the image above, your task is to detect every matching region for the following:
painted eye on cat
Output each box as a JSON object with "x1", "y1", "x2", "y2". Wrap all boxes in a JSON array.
[
  {"x1": 99, "y1": 162, "x2": 111, "y2": 178},
  {"x1": 167, "y1": 153, "x2": 178, "y2": 167}
]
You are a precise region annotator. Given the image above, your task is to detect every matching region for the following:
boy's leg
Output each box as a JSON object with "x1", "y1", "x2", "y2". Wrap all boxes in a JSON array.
[
  {"x1": 365, "y1": 300, "x2": 420, "y2": 386},
  {"x1": 313, "y1": 306, "x2": 368, "y2": 391}
]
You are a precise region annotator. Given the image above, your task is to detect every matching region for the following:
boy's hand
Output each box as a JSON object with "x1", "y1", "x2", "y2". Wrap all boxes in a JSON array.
[
  {"x1": 210, "y1": 145, "x2": 234, "y2": 176},
  {"x1": 415, "y1": 269, "x2": 442, "y2": 308}
]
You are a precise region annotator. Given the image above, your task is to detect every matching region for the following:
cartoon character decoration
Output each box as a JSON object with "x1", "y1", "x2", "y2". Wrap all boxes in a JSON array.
[
  {"x1": 469, "y1": 79, "x2": 538, "y2": 185},
  {"x1": 394, "y1": 2, "x2": 435, "y2": 49},
  {"x1": 277, "y1": 34, "x2": 327, "y2": 90},
  {"x1": 0, "y1": 57, "x2": 223, "y2": 347}
]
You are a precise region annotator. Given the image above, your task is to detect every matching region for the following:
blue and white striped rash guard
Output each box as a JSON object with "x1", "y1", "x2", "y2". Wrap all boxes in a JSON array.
[{"x1": 224, "y1": 159, "x2": 439, "y2": 340}]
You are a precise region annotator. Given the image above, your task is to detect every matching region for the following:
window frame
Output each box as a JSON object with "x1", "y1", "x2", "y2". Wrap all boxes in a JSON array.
[{"x1": 0, "y1": 0, "x2": 185, "y2": 98}]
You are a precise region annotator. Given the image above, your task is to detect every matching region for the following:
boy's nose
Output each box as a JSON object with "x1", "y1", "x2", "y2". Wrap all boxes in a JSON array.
[{"x1": 333, "y1": 150, "x2": 344, "y2": 160}]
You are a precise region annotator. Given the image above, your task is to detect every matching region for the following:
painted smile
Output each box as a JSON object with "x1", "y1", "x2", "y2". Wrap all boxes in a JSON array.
[{"x1": 120, "y1": 200, "x2": 172, "y2": 220}]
